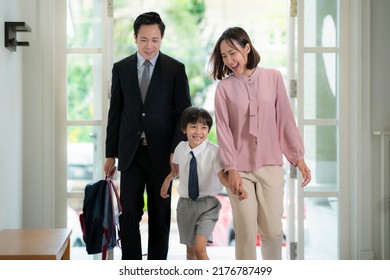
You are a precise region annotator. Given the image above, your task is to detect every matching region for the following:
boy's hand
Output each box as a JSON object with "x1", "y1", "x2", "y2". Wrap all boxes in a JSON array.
[
  {"x1": 160, "y1": 173, "x2": 174, "y2": 199},
  {"x1": 160, "y1": 181, "x2": 170, "y2": 199}
]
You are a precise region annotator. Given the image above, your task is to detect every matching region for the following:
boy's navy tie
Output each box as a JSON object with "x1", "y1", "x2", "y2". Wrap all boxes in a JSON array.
[{"x1": 188, "y1": 151, "x2": 199, "y2": 201}]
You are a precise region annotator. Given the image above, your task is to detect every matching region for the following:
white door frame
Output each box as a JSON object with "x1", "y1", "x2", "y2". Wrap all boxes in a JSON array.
[
  {"x1": 287, "y1": 0, "x2": 372, "y2": 260},
  {"x1": 49, "y1": 0, "x2": 373, "y2": 260}
]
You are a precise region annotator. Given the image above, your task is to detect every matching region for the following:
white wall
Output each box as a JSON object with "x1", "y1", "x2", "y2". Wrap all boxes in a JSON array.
[
  {"x1": 0, "y1": 0, "x2": 25, "y2": 229},
  {"x1": 22, "y1": 0, "x2": 57, "y2": 228},
  {"x1": 0, "y1": 0, "x2": 56, "y2": 229}
]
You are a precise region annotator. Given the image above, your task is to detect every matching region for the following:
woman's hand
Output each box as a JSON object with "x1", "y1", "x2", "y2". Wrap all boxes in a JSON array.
[
  {"x1": 236, "y1": 186, "x2": 248, "y2": 200},
  {"x1": 228, "y1": 170, "x2": 243, "y2": 195},
  {"x1": 297, "y1": 160, "x2": 311, "y2": 187}
]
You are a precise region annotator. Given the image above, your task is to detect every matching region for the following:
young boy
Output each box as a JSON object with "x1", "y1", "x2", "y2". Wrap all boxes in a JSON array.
[{"x1": 161, "y1": 106, "x2": 247, "y2": 260}]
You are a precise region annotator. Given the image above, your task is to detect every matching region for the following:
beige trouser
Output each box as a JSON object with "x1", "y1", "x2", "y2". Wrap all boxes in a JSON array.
[{"x1": 227, "y1": 166, "x2": 284, "y2": 260}]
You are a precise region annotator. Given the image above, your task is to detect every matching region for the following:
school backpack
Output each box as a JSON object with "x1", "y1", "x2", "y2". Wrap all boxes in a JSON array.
[{"x1": 79, "y1": 178, "x2": 121, "y2": 260}]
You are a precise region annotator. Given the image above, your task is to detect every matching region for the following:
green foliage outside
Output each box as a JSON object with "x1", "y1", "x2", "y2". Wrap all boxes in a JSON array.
[
  {"x1": 112, "y1": 0, "x2": 217, "y2": 147},
  {"x1": 66, "y1": 0, "x2": 286, "y2": 147},
  {"x1": 67, "y1": 3, "x2": 96, "y2": 143},
  {"x1": 113, "y1": 0, "x2": 213, "y2": 106},
  {"x1": 163, "y1": 0, "x2": 213, "y2": 105}
]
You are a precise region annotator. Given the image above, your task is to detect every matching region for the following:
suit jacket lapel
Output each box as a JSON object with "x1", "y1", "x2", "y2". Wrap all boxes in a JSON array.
[{"x1": 124, "y1": 54, "x2": 143, "y2": 106}]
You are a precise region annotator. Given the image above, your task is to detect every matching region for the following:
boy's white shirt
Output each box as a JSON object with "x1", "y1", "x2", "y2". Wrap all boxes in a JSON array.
[{"x1": 173, "y1": 140, "x2": 224, "y2": 198}]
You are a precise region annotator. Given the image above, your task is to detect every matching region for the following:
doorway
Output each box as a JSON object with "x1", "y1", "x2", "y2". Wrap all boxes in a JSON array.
[{"x1": 64, "y1": 0, "x2": 343, "y2": 260}]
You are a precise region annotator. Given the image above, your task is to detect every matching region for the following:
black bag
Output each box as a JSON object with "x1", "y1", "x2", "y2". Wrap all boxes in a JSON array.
[{"x1": 79, "y1": 178, "x2": 121, "y2": 260}]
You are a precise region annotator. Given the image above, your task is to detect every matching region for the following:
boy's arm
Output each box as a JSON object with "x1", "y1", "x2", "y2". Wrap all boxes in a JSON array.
[
  {"x1": 160, "y1": 169, "x2": 177, "y2": 199},
  {"x1": 217, "y1": 170, "x2": 229, "y2": 188}
]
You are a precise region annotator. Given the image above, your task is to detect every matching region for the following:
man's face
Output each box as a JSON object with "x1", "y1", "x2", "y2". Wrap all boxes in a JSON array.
[{"x1": 134, "y1": 24, "x2": 162, "y2": 60}]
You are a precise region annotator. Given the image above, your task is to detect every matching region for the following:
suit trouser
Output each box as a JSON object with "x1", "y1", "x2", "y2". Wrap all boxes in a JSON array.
[
  {"x1": 119, "y1": 145, "x2": 172, "y2": 260},
  {"x1": 227, "y1": 166, "x2": 284, "y2": 260}
]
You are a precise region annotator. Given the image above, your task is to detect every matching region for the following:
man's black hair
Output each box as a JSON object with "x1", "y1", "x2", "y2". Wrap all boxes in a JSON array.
[{"x1": 133, "y1": 12, "x2": 166, "y2": 37}]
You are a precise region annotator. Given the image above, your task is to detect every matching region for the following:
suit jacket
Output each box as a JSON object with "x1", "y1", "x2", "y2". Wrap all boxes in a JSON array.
[{"x1": 105, "y1": 51, "x2": 191, "y2": 173}]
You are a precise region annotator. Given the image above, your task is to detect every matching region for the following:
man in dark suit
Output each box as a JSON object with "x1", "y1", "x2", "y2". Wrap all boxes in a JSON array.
[{"x1": 104, "y1": 12, "x2": 191, "y2": 260}]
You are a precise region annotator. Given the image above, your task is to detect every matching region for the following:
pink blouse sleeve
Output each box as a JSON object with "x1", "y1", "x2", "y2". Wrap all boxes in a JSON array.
[
  {"x1": 214, "y1": 83, "x2": 238, "y2": 172},
  {"x1": 275, "y1": 71, "x2": 305, "y2": 166}
]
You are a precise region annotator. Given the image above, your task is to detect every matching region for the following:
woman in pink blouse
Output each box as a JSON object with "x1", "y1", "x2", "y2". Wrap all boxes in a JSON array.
[{"x1": 209, "y1": 27, "x2": 311, "y2": 260}]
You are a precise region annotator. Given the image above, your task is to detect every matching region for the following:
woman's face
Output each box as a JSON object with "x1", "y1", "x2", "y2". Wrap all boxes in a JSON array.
[{"x1": 220, "y1": 39, "x2": 252, "y2": 76}]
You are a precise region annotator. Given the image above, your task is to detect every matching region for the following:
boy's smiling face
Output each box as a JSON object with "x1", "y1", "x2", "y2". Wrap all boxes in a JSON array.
[{"x1": 185, "y1": 122, "x2": 209, "y2": 149}]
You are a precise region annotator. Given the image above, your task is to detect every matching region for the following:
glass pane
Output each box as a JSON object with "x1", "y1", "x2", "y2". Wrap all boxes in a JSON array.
[
  {"x1": 67, "y1": 54, "x2": 102, "y2": 121},
  {"x1": 304, "y1": 125, "x2": 338, "y2": 191},
  {"x1": 109, "y1": 0, "x2": 290, "y2": 253},
  {"x1": 304, "y1": 197, "x2": 338, "y2": 259},
  {"x1": 113, "y1": 0, "x2": 288, "y2": 106},
  {"x1": 304, "y1": 53, "x2": 338, "y2": 119},
  {"x1": 67, "y1": 198, "x2": 84, "y2": 246},
  {"x1": 67, "y1": 0, "x2": 103, "y2": 48},
  {"x1": 67, "y1": 125, "x2": 103, "y2": 192},
  {"x1": 304, "y1": 0, "x2": 339, "y2": 47}
]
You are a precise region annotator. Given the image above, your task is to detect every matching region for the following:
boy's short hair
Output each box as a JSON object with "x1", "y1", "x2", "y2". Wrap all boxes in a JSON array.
[{"x1": 181, "y1": 107, "x2": 213, "y2": 132}]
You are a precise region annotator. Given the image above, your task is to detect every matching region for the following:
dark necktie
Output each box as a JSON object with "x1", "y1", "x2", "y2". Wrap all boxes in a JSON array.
[
  {"x1": 188, "y1": 151, "x2": 199, "y2": 201},
  {"x1": 140, "y1": 60, "x2": 151, "y2": 103}
]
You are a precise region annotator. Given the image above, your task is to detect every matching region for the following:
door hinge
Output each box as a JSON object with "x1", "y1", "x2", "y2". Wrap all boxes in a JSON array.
[
  {"x1": 107, "y1": 80, "x2": 112, "y2": 99},
  {"x1": 107, "y1": 0, "x2": 113, "y2": 17},
  {"x1": 290, "y1": 242, "x2": 298, "y2": 260},
  {"x1": 290, "y1": 79, "x2": 297, "y2": 98},
  {"x1": 290, "y1": 0, "x2": 297, "y2": 17},
  {"x1": 290, "y1": 164, "x2": 297, "y2": 179}
]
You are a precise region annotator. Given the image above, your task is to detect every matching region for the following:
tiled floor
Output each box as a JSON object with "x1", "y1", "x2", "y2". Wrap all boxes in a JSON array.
[
  {"x1": 70, "y1": 220, "x2": 238, "y2": 260},
  {"x1": 71, "y1": 200, "x2": 286, "y2": 260},
  {"x1": 70, "y1": 221, "x2": 289, "y2": 260}
]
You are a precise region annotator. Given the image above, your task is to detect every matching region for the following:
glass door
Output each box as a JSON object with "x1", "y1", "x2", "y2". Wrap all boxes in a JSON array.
[
  {"x1": 66, "y1": 0, "x2": 113, "y2": 258},
  {"x1": 63, "y1": 0, "x2": 342, "y2": 260},
  {"x1": 287, "y1": 0, "x2": 340, "y2": 259}
]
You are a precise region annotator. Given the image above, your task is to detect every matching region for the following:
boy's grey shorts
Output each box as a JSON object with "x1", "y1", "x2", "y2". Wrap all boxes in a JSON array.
[{"x1": 176, "y1": 196, "x2": 222, "y2": 247}]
